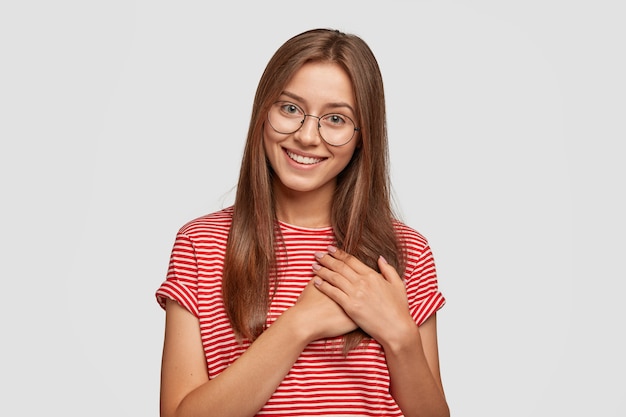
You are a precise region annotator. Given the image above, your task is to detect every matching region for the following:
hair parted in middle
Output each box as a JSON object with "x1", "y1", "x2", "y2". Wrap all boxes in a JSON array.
[{"x1": 222, "y1": 28, "x2": 405, "y2": 352}]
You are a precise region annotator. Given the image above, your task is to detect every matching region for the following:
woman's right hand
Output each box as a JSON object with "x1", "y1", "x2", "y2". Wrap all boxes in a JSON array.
[{"x1": 290, "y1": 278, "x2": 358, "y2": 342}]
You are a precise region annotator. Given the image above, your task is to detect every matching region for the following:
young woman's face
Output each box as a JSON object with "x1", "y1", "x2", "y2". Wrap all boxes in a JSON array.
[{"x1": 263, "y1": 61, "x2": 359, "y2": 199}]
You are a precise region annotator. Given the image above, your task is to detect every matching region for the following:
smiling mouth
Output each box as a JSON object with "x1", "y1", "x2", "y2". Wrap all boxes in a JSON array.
[{"x1": 285, "y1": 149, "x2": 325, "y2": 165}]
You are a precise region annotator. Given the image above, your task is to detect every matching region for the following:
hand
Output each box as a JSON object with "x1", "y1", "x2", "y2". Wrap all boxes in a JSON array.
[
  {"x1": 291, "y1": 278, "x2": 358, "y2": 343},
  {"x1": 311, "y1": 246, "x2": 415, "y2": 345}
]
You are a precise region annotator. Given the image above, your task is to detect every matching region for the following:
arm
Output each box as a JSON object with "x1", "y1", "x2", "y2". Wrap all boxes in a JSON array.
[
  {"x1": 160, "y1": 280, "x2": 356, "y2": 417},
  {"x1": 383, "y1": 313, "x2": 449, "y2": 417},
  {"x1": 313, "y1": 248, "x2": 449, "y2": 417}
]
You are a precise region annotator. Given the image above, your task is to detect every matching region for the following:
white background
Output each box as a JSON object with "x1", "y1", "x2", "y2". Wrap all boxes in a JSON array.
[{"x1": 1, "y1": 1, "x2": 624, "y2": 415}]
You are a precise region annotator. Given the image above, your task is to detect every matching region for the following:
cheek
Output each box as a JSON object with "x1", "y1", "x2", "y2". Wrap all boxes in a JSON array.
[
  {"x1": 344, "y1": 145, "x2": 362, "y2": 172},
  {"x1": 262, "y1": 126, "x2": 281, "y2": 171},
  {"x1": 338, "y1": 144, "x2": 358, "y2": 165},
  {"x1": 263, "y1": 123, "x2": 283, "y2": 149},
  {"x1": 262, "y1": 125, "x2": 274, "y2": 154}
]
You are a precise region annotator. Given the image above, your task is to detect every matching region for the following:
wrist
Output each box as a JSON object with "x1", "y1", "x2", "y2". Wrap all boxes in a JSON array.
[
  {"x1": 275, "y1": 306, "x2": 316, "y2": 346},
  {"x1": 379, "y1": 319, "x2": 421, "y2": 355}
]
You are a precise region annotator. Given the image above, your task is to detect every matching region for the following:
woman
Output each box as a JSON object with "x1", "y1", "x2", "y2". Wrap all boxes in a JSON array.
[{"x1": 156, "y1": 28, "x2": 449, "y2": 417}]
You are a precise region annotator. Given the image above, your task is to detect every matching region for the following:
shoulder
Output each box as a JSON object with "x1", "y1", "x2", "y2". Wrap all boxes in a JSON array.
[
  {"x1": 177, "y1": 206, "x2": 233, "y2": 241},
  {"x1": 393, "y1": 220, "x2": 439, "y2": 284},
  {"x1": 393, "y1": 220, "x2": 430, "y2": 252}
]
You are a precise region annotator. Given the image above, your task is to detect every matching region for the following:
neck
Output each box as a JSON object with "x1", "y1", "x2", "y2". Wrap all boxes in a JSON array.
[{"x1": 273, "y1": 181, "x2": 334, "y2": 228}]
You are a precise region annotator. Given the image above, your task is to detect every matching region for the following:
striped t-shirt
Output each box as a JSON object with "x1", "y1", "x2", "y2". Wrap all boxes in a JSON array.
[{"x1": 156, "y1": 206, "x2": 445, "y2": 416}]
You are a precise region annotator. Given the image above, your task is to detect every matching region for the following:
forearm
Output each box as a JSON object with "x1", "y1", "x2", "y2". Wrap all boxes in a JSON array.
[
  {"x1": 173, "y1": 309, "x2": 309, "y2": 417},
  {"x1": 383, "y1": 324, "x2": 449, "y2": 417}
]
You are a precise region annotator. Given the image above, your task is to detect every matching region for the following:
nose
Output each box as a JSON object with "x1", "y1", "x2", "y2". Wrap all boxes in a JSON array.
[{"x1": 294, "y1": 114, "x2": 322, "y2": 146}]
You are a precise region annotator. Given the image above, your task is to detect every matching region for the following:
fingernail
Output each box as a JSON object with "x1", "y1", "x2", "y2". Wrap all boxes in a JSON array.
[
  {"x1": 312, "y1": 262, "x2": 321, "y2": 271},
  {"x1": 313, "y1": 277, "x2": 322, "y2": 286},
  {"x1": 379, "y1": 255, "x2": 388, "y2": 264},
  {"x1": 327, "y1": 245, "x2": 337, "y2": 254},
  {"x1": 314, "y1": 251, "x2": 324, "y2": 260}
]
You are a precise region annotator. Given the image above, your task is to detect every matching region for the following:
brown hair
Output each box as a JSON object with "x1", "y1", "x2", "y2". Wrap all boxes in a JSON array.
[{"x1": 222, "y1": 28, "x2": 404, "y2": 351}]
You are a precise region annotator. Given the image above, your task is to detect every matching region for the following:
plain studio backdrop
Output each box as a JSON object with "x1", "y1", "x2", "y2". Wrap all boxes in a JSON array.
[{"x1": 1, "y1": 1, "x2": 624, "y2": 415}]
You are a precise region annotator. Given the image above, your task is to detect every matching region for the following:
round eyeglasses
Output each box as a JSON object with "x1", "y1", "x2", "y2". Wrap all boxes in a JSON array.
[{"x1": 267, "y1": 101, "x2": 360, "y2": 147}]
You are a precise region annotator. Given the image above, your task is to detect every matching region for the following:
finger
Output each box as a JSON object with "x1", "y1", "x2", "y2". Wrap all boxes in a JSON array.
[
  {"x1": 322, "y1": 246, "x2": 372, "y2": 275},
  {"x1": 377, "y1": 255, "x2": 404, "y2": 285},
  {"x1": 313, "y1": 276, "x2": 349, "y2": 306},
  {"x1": 312, "y1": 261, "x2": 352, "y2": 293},
  {"x1": 314, "y1": 250, "x2": 359, "y2": 280}
]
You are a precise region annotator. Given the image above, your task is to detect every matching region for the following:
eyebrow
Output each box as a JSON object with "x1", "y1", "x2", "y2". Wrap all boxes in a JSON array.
[{"x1": 280, "y1": 91, "x2": 357, "y2": 115}]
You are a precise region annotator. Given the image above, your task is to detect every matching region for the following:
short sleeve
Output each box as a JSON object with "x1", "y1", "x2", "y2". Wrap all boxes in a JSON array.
[
  {"x1": 155, "y1": 232, "x2": 200, "y2": 317},
  {"x1": 404, "y1": 243, "x2": 445, "y2": 326}
]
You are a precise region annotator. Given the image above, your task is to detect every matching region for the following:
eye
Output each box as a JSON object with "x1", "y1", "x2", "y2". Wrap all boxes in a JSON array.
[
  {"x1": 279, "y1": 102, "x2": 303, "y2": 117},
  {"x1": 322, "y1": 114, "x2": 347, "y2": 127}
]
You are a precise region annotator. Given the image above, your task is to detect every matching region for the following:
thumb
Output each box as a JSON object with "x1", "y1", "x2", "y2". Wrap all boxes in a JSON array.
[{"x1": 377, "y1": 255, "x2": 404, "y2": 284}]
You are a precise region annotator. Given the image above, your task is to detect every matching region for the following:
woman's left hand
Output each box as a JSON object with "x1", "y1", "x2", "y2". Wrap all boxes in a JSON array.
[{"x1": 312, "y1": 246, "x2": 415, "y2": 345}]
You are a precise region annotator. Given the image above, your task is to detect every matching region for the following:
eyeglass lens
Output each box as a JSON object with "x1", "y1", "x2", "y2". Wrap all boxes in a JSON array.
[{"x1": 268, "y1": 101, "x2": 357, "y2": 146}]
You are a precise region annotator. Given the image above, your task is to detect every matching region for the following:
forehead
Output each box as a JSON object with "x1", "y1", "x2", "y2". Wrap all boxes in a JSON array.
[{"x1": 281, "y1": 62, "x2": 355, "y2": 111}]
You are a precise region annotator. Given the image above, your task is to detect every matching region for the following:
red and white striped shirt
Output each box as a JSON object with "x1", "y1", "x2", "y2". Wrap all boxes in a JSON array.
[{"x1": 156, "y1": 206, "x2": 445, "y2": 416}]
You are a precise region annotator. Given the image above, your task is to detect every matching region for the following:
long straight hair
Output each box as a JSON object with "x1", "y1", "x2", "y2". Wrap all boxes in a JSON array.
[{"x1": 222, "y1": 28, "x2": 404, "y2": 351}]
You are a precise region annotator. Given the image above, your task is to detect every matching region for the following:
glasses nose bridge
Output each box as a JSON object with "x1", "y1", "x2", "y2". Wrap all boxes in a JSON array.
[
  {"x1": 302, "y1": 113, "x2": 322, "y2": 129},
  {"x1": 294, "y1": 113, "x2": 323, "y2": 144}
]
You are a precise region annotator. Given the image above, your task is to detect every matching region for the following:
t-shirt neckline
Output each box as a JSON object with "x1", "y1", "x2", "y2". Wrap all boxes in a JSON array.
[{"x1": 277, "y1": 220, "x2": 333, "y2": 233}]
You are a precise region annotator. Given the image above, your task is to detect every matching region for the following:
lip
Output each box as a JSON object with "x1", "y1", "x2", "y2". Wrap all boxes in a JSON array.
[{"x1": 283, "y1": 147, "x2": 327, "y2": 166}]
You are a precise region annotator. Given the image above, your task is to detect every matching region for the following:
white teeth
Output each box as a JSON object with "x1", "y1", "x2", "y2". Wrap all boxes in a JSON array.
[{"x1": 286, "y1": 150, "x2": 323, "y2": 165}]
